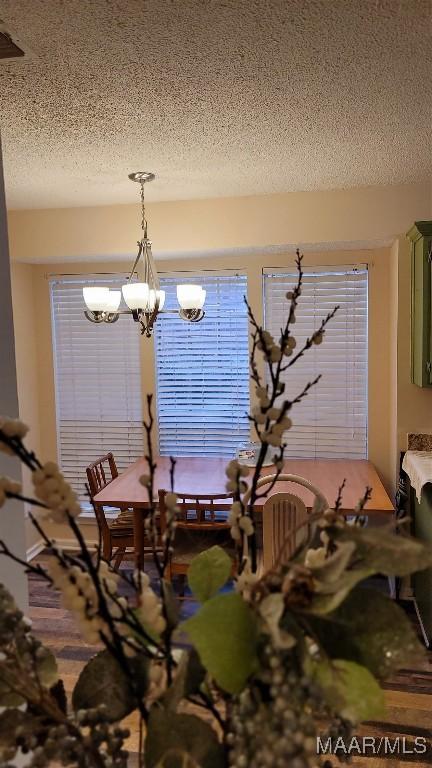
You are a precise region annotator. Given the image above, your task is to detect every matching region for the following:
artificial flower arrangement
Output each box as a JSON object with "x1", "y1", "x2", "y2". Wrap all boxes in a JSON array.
[{"x1": 0, "y1": 252, "x2": 430, "y2": 768}]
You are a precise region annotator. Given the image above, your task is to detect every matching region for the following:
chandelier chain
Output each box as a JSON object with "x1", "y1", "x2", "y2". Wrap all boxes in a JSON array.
[{"x1": 140, "y1": 182, "x2": 147, "y2": 237}]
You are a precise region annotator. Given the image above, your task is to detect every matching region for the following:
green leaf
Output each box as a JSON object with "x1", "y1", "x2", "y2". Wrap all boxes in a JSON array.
[
  {"x1": 145, "y1": 707, "x2": 224, "y2": 768},
  {"x1": 36, "y1": 647, "x2": 58, "y2": 688},
  {"x1": 307, "y1": 542, "x2": 356, "y2": 582},
  {"x1": 72, "y1": 649, "x2": 149, "y2": 722},
  {"x1": 312, "y1": 658, "x2": 385, "y2": 723},
  {"x1": 163, "y1": 648, "x2": 206, "y2": 711},
  {"x1": 259, "y1": 594, "x2": 296, "y2": 649},
  {"x1": 306, "y1": 587, "x2": 425, "y2": 679},
  {"x1": 331, "y1": 525, "x2": 432, "y2": 576},
  {"x1": 188, "y1": 546, "x2": 232, "y2": 602},
  {"x1": 155, "y1": 751, "x2": 199, "y2": 768},
  {"x1": 0, "y1": 677, "x2": 25, "y2": 707},
  {"x1": 308, "y1": 568, "x2": 373, "y2": 614},
  {"x1": 181, "y1": 593, "x2": 258, "y2": 694}
]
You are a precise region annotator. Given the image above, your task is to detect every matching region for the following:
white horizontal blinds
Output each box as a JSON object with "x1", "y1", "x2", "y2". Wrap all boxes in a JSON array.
[
  {"x1": 155, "y1": 273, "x2": 250, "y2": 457},
  {"x1": 50, "y1": 276, "x2": 143, "y2": 502},
  {"x1": 263, "y1": 266, "x2": 368, "y2": 459}
]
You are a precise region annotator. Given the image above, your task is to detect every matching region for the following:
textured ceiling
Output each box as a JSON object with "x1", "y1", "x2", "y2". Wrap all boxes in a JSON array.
[{"x1": 0, "y1": 0, "x2": 431, "y2": 209}]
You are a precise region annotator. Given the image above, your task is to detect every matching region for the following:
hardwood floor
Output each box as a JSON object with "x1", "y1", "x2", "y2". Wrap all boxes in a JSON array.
[{"x1": 28, "y1": 555, "x2": 432, "y2": 767}]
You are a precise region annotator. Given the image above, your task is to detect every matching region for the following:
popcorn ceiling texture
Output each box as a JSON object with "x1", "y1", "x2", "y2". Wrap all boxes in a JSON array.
[{"x1": 0, "y1": 0, "x2": 431, "y2": 209}]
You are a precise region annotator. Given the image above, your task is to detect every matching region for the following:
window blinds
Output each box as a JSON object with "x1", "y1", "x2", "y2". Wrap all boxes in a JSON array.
[
  {"x1": 263, "y1": 266, "x2": 368, "y2": 459},
  {"x1": 155, "y1": 273, "x2": 250, "y2": 457},
  {"x1": 50, "y1": 276, "x2": 143, "y2": 502}
]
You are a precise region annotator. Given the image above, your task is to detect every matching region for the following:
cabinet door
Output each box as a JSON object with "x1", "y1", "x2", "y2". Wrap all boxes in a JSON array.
[{"x1": 408, "y1": 221, "x2": 432, "y2": 388}]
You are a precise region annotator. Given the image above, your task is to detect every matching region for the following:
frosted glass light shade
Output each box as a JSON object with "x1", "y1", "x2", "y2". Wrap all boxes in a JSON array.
[
  {"x1": 196, "y1": 289, "x2": 206, "y2": 310},
  {"x1": 105, "y1": 290, "x2": 121, "y2": 312},
  {"x1": 148, "y1": 289, "x2": 166, "y2": 311},
  {"x1": 122, "y1": 282, "x2": 149, "y2": 310},
  {"x1": 177, "y1": 284, "x2": 206, "y2": 310},
  {"x1": 83, "y1": 286, "x2": 110, "y2": 311}
]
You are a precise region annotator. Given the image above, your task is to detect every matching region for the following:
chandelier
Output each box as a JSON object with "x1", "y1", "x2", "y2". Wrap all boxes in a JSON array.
[{"x1": 82, "y1": 172, "x2": 206, "y2": 337}]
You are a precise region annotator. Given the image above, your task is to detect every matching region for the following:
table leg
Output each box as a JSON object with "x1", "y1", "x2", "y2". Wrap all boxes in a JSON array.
[{"x1": 133, "y1": 507, "x2": 144, "y2": 571}]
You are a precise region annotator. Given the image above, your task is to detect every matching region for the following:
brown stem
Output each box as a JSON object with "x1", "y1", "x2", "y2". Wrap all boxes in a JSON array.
[
  {"x1": 67, "y1": 513, "x2": 149, "y2": 720},
  {"x1": 0, "y1": 539, "x2": 53, "y2": 583}
]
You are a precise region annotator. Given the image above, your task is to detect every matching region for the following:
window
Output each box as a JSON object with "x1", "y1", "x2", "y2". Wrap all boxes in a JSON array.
[
  {"x1": 155, "y1": 273, "x2": 250, "y2": 457},
  {"x1": 263, "y1": 266, "x2": 368, "y2": 459},
  {"x1": 50, "y1": 276, "x2": 143, "y2": 503}
]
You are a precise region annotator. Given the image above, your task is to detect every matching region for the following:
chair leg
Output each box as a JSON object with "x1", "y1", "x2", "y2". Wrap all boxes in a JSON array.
[
  {"x1": 178, "y1": 574, "x2": 186, "y2": 598},
  {"x1": 113, "y1": 546, "x2": 126, "y2": 571},
  {"x1": 102, "y1": 534, "x2": 112, "y2": 563},
  {"x1": 388, "y1": 575, "x2": 397, "y2": 599}
]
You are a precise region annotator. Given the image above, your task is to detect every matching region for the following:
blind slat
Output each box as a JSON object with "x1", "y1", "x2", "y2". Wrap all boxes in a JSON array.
[
  {"x1": 264, "y1": 266, "x2": 368, "y2": 460},
  {"x1": 155, "y1": 274, "x2": 250, "y2": 457},
  {"x1": 50, "y1": 276, "x2": 144, "y2": 501}
]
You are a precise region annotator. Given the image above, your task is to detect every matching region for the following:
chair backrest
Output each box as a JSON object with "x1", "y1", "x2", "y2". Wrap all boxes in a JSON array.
[
  {"x1": 86, "y1": 452, "x2": 119, "y2": 534},
  {"x1": 262, "y1": 492, "x2": 308, "y2": 571},
  {"x1": 244, "y1": 473, "x2": 329, "y2": 572},
  {"x1": 158, "y1": 490, "x2": 233, "y2": 533},
  {"x1": 86, "y1": 452, "x2": 118, "y2": 497}
]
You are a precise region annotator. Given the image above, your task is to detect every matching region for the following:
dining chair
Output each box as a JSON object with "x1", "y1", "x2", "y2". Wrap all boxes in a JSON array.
[
  {"x1": 245, "y1": 473, "x2": 329, "y2": 573},
  {"x1": 86, "y1": 452, "x2": 135, "y2": 569},
  {"x1": 158, "y1": 489, "x2": 237, "y2": 592}
]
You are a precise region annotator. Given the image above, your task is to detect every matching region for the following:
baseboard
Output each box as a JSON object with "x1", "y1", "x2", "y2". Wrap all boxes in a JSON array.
[
  {"x1": 50, "y1": 537, "x2": 99, "y2": 551},
  {"x1": 26, "y1": 539, "x2": 45, "y2": 562},
  {"x1": 26, "y1": 537, "x2": 99, "y2": 559}
]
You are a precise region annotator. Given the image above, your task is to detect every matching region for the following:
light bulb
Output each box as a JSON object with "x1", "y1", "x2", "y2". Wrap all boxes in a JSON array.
[
  {"x1": 122, "y1": 282, "x2": 149, "y2": 310},
  {"x1": 83, "y1": 286, "x2": 110, "y2": 311}
]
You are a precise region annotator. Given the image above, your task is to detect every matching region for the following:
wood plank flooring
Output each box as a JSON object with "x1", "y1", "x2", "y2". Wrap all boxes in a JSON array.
[{"x1": 28, "y1": 555, "x2": 432, "y2": 767}]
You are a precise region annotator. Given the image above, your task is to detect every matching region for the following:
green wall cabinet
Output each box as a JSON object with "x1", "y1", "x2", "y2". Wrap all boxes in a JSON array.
[{"x1": 408, "y1": 220, "x2": 432, "y2": 388}]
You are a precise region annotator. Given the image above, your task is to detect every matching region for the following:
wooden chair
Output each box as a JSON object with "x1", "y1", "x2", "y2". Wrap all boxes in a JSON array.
[
  {"x1": 244, "y1": 473, "x2": 329, "y2": 573},
  {"x1": 86, "y1": 452, "x2": 134, "y2": 569},
  {"x1": 158, "y1": 490, "x2": 237, "y2": 590}
]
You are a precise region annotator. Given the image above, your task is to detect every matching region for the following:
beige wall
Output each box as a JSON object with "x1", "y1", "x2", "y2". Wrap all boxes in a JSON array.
[
  {"x1": 8, "y1": 181, "x2": 432, "y2": 552},
  {"x1": 17, "y1": 246, "x2": 395, "y2": 500},
  {"x1": 11, "y1": 263, "x2": 41, "y2": 469},
  {"x1": 388, "y1": 240, "x2": 399, "y2": 485},
  {"x1": 7, "y1": 181, "x2": 430, "y2": 263},
  {"x1": 10, "y1": 263, "x2": 42, "y2": 553}
]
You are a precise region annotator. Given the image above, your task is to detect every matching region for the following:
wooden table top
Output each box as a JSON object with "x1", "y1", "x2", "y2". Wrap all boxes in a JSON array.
[{"x1": 94, "y1": 457, "x2": 394, "y2": 515}]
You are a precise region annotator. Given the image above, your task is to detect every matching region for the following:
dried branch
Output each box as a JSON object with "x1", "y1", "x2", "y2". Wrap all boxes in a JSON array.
[
  {"x1": 334, "y1": 479, "x2": 346, "y2": 513},
  {"x1": 0, "y1": 539, "x2": 53, "y2": 583}
]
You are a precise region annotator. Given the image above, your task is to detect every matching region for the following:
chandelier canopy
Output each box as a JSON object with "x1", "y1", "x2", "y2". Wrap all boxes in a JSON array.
[{"x1": 82, "y1": 172, "x2": 206, "y2": 336}]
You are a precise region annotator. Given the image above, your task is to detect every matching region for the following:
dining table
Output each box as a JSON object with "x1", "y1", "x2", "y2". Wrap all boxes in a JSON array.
[{"x1": 93, "y1": 456, "x2": 394, "y2": 569}]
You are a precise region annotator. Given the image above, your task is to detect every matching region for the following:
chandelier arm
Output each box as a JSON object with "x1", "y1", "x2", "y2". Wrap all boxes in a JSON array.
[
  {"x1": 111, "y1": 309, "x2": 134, "y2": 315},
  {"x1": 144, "y1": 240, "x2": 160, "y2": 291},
  {"x1": 128, "y1": 240, "x2": 144, "y2": 282}
]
